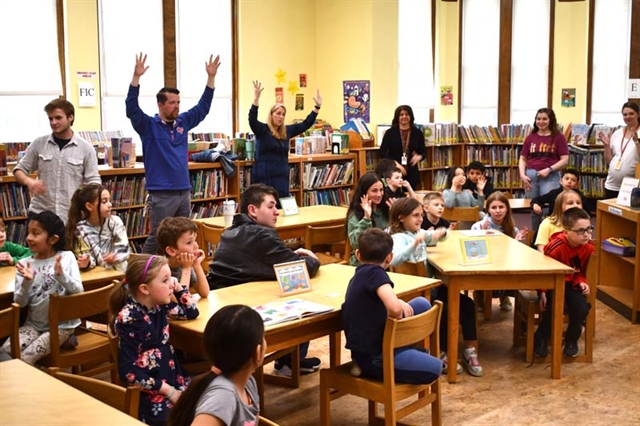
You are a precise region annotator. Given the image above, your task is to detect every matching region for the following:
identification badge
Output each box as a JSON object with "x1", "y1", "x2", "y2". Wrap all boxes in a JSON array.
[
  {"x1": 401, "y1": 154, "x2": 408, "y2": 166},
  {"x1": 615, "y1": 160, "x2": 622, "y2": 170}
]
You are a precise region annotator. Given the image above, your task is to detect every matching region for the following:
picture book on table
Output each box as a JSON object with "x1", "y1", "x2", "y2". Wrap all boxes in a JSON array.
[
  {"x1": 254, "y1": 299, "x2": 334, "y2": 327},
  {"x1": 459, "y1": 236, "x2": 492, "y2": 266}
]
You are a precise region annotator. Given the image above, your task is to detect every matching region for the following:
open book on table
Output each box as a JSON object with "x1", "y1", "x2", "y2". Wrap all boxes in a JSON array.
[{"x1": 254, "y1": 299, "x2": 334, "y2": 327}]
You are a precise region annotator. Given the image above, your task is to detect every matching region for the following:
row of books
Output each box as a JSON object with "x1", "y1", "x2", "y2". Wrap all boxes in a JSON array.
[
  {"x1": 189, "y1": 132, "x2": 228, "y2": 143},
  {"x1": 102, "y1": 177, "x2": 147, "y2": 208},
  {"x1": 302, "y1": 161, "x2": 354, "y2": 190},
  {"x1": 499, "y1": 124, "x2": 533, "y2": 144},
  {"x1": 465, "y1": 145, "x2": 519, "y2": 166},
  {"x1": 190, "y1": 169, "x2": 228, "y2": 199},
  {"x1": 568, "y1": 123, "x2": 619, "y2": 146},
  {"x1": 419, "y1": 123, "x2": 460, "y2": 145},
  {"x1": 568, "y1": 145, "x2": 607, "y2": 174},
  {"x1": 3, "y1": 221, "x2": 27, "y2": 245},
  {"x1": 458, "y1": 125, "x2": 503, "y2": 145},
  {"x1": 364, "y1": 150, "x2": 379, "y2": 172},
  {"x1": 113, "y1": 209, "x2": 150, "y2": 238},
  {"x1": 1, "y1": 142, "x2": 30, "y2": 162},
  {"x1": 579, "y1": 175, "x2": 606, "y2": 198},
  {"x1": 301, "y1": 188, "x2": 351, "y2": 207},
  {"x1": 77, "y1": 130, "x2": 125, "y2": 146},
  {"x1": 189, "y1": 201, "x2": 225, "y2": 219},
  {"x1": 419, "y1": 146, "x2": 456, "y2": 169},
  {"x1": 1, "y1": 183, "x2": 31, "y2": 218}
]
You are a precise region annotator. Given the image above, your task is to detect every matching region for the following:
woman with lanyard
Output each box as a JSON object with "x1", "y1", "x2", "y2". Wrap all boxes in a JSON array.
[
  {"x1": 599, "y1": 101, "x2": 640, "y2": 199},
  {"x1": 379, "y1": 105, "x2": 426, "y2": 190}
]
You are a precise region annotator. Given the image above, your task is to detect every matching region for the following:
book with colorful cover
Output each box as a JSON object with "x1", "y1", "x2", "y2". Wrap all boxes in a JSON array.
[
  {"x1": 570, "y1": 124, "x2": 589, "y2": 145},
  {"x1": 253, "y1": 299, "x2": 334, "y2": 327}
]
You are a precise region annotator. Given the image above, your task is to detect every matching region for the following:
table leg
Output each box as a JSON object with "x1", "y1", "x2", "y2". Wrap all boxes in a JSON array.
[
  {"x1": 447, "y1": 281, "x2": 461, "y2": 383},
  {"x1": 329, "y1": 332, "x2": 341, "y2": 367},
  {"x1": 550, "y1": 275, "x2": 565, "y2": 379}
]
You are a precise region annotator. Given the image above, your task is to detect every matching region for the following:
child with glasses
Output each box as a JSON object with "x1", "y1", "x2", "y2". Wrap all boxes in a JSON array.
[{"x1": 534, "y1": 207, "x2": 594, "y2": 358}]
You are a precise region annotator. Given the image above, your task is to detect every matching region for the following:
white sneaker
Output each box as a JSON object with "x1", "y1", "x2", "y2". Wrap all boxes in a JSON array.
[
  {"x1": 440, "y1": 351, "x2": 462, "y2": 375},
  {"x1": 272, "y1": 364, "x2": 292, "y2": 377},
  {"x1": 462, "y1": 348, "x2": 484, "y2": 377}
]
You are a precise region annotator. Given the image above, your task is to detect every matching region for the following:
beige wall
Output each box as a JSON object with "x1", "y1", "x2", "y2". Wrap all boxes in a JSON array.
[{"x1": 65, "y1": 0, "x2": 602, "y2": 132}]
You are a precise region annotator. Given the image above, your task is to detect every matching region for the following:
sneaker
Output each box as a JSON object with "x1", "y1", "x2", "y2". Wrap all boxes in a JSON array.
[
  {"x1": 272, "y1": 363, "x2": 292, "y2": 377},
  {"x1": 299, "y1": 357, "x2": 321, "y2": 374},
  {"x1": 564, "y1": 340, "x2": 579, "y2": 358},
  {"x1": 534, "y1": 336, "x2": 548, "y2": 358},
  {"x1": 499, "y1": 295, "x2": 512, "y2": 311},
  {"x1": 61, "y1": 334, "x2": 78, "y2": 350},
  {"x1": 439, "y1": 351, "x2": 462, "y2": 375},
  {"x1": 462, "y1": 348, "x2": 484, "y2": 377}
]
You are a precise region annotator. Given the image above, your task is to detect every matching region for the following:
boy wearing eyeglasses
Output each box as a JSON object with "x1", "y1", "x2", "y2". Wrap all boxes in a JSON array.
[{"x1": 534, "y1": 207, "x2": 594, "y2": 358}]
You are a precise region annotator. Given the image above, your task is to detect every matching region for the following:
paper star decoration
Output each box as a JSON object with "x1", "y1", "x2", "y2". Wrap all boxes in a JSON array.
[
  {"x1": 287, "y1": 80, "x2": 299, "y2": 96},
  {"x1": 275, "y1": 68, "x2": 287, "y2": 84}
]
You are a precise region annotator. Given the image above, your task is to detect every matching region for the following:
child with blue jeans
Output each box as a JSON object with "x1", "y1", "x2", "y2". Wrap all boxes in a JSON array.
[{"x1": 342, "y1": 228, "x2": 442, "y2": 384}]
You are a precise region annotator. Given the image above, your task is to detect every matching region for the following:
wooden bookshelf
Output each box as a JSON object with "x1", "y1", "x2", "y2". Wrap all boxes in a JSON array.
[{"x1": 595, "y1": 199, "x2": 640, "y2": 323}]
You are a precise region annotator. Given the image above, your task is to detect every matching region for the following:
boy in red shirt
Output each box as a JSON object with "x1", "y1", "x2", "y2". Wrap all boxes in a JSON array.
[{"x1": 534, "y1": 207, "x2": 594, "y2": 358}]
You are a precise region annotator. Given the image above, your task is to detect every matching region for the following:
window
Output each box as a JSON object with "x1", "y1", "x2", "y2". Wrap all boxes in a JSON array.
[
  {"x1": 460, "y1": 0, "x2": 500, "y2": 125},
  {"x1": 176, "y1": 0, "x2": 233, "y2": 137},
  {"x1": 510, "y1": 0, "x2": 550, "y2": 125},
  {"x1": 397, "y1": 0, "x2": 434, "y2": 124},
  {"x1": 98, "y1": 0, "x2": 164, "y2": 154},
  {"x1": 0, "y1": 0, "x2": 62, "y2": 141},
  {"x1": 591, "y1": 0, "x2": 632, "y2": 125}
]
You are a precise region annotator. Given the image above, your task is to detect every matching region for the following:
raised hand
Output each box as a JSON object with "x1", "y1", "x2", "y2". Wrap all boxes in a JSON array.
[
  {"x1": 205, "y1": 54, "x2": 221, "y2": 77},
  {"x1": 133, "y1": 52, "x2": 149, "y2": 78},
  {"x1": 410, "y1": 152, "x2": 421, "y2": 167},
  {"x1": 598, "y1": 131, "x2": 611, "y2": 146},
  {"x1": 476, "y1": 175, "x2": 487, "y2": 191},
  {"x1": 77, "y1": 254, "x2": 90, "y2": 269},
  {"x1": 313, "y1": 89, "x2": 322, "y2": 107},
  {"x1": 16, "y1": 261, "x2": 34, "y2": 281},
  {"x1": 516, "y1": 227, "x2": 529, "y2": 243},
  {"x1": 54, "y1": 255, "x2": 63, "y2": 276},
  {"x1": 481, "y1": 219, "x2": 491, "y2": 230},
  {"x1": 0, "y1": 252, "x2": 13, "y2": 265},
  {"x1": 253, "y1": 80, "x2": 264, "y2": 103},
  {"x1": 360, "y1": 194, "x2": 372, "y2": 219}
]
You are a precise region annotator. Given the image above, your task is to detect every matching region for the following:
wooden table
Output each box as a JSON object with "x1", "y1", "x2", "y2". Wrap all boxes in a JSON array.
[
  {"x1": 508, "y1": 198, "x2": 531, "y2": 211},
  {"x1": 194, "y1": 205, "x2": 348, "y2": 241},
  {"x1": 170, "y1": 263, "x2": 440, "y2": 404},
  {"x1": 426, "y1": 231, "x2": 573, "y2": 382},
  {"x1": 0, "y1": 266, "x2": 124, "y2": 309},
  {"x1": 0, "y1": 359, "x2": 144, "y2": 425}
]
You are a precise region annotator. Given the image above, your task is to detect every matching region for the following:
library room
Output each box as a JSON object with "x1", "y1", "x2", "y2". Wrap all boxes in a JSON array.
[{"x1": 0, "y1": 0, "x2": 639, "y2": 425}]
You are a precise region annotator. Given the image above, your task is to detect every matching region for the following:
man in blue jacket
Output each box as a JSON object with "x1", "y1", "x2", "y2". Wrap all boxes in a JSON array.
[{"x1": 126, "y1": 52, "x2": 220, "y2": 254}]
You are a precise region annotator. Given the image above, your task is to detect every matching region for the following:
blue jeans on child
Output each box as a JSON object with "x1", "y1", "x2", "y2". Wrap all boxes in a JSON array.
[
  {"x1": 352, "y1": 297, "x2": 443, "y2": 385},
  {"x1": 525, "y1": 169, "x2": 561, "y2": 231}
]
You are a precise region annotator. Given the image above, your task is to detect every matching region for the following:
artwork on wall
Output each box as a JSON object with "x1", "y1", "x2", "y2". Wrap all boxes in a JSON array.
[
  {"x1": 561, "y1": 88, "x2": 576, "y2": 108},
  {"x1": 440, "y1": 86, "x2": 453, "y2": 106},
  {"x1": 275, "y1": 87, "x2": 284, "y2": 104},
  {"x1": 343, "y1": 80, "x2": 370, "y2": 123},
  {"x1": 295, "y1": 93, "x2": 304, "y2": 111}
]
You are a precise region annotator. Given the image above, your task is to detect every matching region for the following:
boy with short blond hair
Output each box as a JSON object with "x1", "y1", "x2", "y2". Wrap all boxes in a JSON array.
[
  {"x1": 421, "y1": 192, "x2": 452, "y2": 231},
  {"x1": 0, "y1": 219, "x2": 31, "y2": 266},
  {"x1": 157, "y1": 217, "x2": 209, "y2": 298}
]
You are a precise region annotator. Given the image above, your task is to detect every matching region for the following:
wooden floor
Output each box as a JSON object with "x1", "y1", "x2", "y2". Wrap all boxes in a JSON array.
[{"x1": 261, "y1": 298, "x2": 640, "y2": 425}]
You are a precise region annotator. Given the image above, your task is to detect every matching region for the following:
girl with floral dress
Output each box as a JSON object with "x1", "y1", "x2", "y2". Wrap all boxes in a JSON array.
[{"x1": 109, "y1": 254, "x2": 199, "y2": 426}]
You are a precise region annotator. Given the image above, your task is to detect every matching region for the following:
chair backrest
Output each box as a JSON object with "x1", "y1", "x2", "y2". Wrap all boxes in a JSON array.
[
  {"x1": 304, "y1": 224, "x2": 346, "y2": 250},
  {"x1": 200, "y1": 222, "x2": 224, "y2": 274},
  {"x1": 48, "y1": 283, "x2": 116, "y2": 363},
  {"x1": 382, "y1": 301, "x2": 442, "y2": 382},
  {"x1": 258, "y1": 415, "x2": 280, "y2": 426},
  {"x1": 390, "y1": 261, "x2": 427, "y2": 277},
  {"x1": 0, "y1": 303, "x2": 21, "y2": 359},
  {"x1": 49, "y1": 368, "x2": 140, "y2": 418},
  {"x1": 442, "y1": 206, "x2": 480, "y2": 223}
]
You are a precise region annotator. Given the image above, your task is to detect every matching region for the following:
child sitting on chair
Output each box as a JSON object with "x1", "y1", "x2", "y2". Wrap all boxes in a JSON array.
[
  {"x1": 342, "y1": 228, "x2": 442, "y2": 384},
  {"x1": 443, "y1": 165, "x2": 486, "y2": 209},
  {"x1": 534, "y1": 207, "x2": 594, "y2": 358},
  {"x1": 383, "y1": 167, "x2": 417, "y2": 200}
]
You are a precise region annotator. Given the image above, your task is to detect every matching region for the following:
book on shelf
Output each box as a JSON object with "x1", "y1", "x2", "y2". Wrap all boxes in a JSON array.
[
  {"x1": 254, "y1": 298, "x2": 334, "y2": 327},
  {"x1": 0, "y1": 144, "x2": 6, "y2": 176},
  {"x1": 570, "y1": 124, "x2": 589, "y2": 145}
]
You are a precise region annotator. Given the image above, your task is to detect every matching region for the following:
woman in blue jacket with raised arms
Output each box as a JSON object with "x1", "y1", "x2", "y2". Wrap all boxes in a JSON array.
[{"x1": 249, "y1": 80, "x2": 322, "y2": 199}]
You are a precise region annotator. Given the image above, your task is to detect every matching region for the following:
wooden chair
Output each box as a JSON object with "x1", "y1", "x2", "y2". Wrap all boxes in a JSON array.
[
  {"x1": 0, "y1": 303, "x2": 21, "y2": 359},
  {"x1": 441, "y1": 206, "x2": 480, "y2": 229},
  {"x1": 200, "y1": 222, "x2": 224, "y2": 274},
  {"x1": 513, "y1": 255, "x2": 596, "y2": 363},
  {"x1": 39, "y1": 283, "x2": 117, "y2": 382},
  {"x1": 48, "y1": 367, "x2": 140, "y2": 418},
  {"x1": 391, "y1": 260, "x2": 428, "y2": 278},
  {"x1": 304, "y1": 224, "x2": 347, "y2": 265},
  {"x1": 320, "y1": 301, "x2": 443, "y2": 426}
]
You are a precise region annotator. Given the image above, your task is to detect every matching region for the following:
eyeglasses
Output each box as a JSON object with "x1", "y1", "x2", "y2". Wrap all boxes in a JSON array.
[{"x1": 566, "y1": 225, "x2": 594, "y2": 236}]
